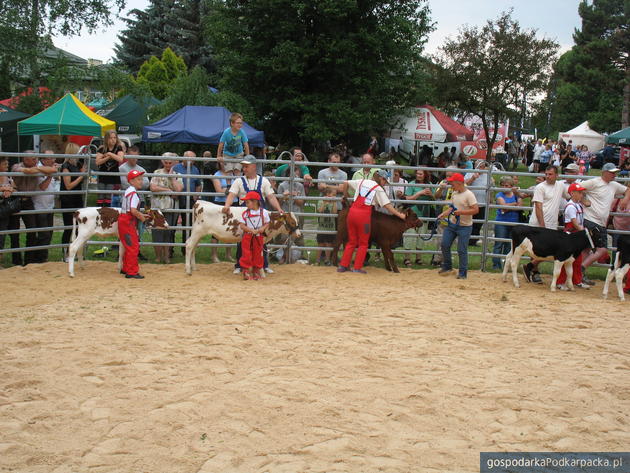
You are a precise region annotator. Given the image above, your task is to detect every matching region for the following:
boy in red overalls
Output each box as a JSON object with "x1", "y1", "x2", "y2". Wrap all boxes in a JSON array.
[
  {"x1": 239, "y1": 191, "x2": 270, "y2": 280},
  {"x1": 119, "y1": 169, "x2": 148, "y2": 279}
]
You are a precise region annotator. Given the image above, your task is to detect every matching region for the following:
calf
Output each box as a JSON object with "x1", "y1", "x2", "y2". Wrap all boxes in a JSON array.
[
  {"x1": 185, "y1": 201, "x2": 301, "y2": 275},
  {"x1": 331, "y1": 208, "x2": 421, "y2": 273},
  {"x1": 603, "y1": 234, "x2": 630, "y2": 301},
  {"x1": 502, "y1": 224, "x2": 599, "y2": 291},
  {"x1": 68, "y1": 207, "x2": 167, "y2": 277}
]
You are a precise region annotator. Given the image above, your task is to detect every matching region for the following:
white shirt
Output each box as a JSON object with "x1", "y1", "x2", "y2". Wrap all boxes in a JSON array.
[
  {"x1": 464, "y1": 171, "x2": 489, "y2": 204},
  {"x1": 32, "y1": 164, "x2": 56, "y2": 210},
  {"x1": 564, "y1": 200, "x2": 583, "y2": 226},
  {"x1": 529, "y1": 180, "x2": 567, "y2": 229},
  {"x1": 121, "y1": 186, "x2": 140, "y2": 213},
  {"x1": 581, "y1": 177, "x2": 627, "y2": 227},
  {"x1": 346, "y1": 179, "x2": 390, "y2": 207},
  {"x1": 533, "y1": 144, "x2": 545, "y2": 161},
  {"x1": 228, "y1": 175, "x2": 274, "y2": 199},
  {"x1": 239, "y1": 208, "x2": 270, "y2": 230}
]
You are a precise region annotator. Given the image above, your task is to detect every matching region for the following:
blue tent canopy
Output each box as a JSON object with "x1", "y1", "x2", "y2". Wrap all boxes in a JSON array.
[{"x1": 142, "y1": 105, "x2": 264, "y2": 147}]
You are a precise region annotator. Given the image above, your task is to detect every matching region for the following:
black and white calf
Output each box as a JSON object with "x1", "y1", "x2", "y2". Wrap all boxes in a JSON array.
[
  {"x1": 602, "y1": 234, "x2": 630, "y2": 301},
  {"x1": 502, "y1": 224, "x2": 599, "y2": 291}
]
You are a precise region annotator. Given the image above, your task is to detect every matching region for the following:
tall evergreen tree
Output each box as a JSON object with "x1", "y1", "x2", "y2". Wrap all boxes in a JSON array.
[
  {"x1": 114, "y1": 0, "x2": 213, "y2": 74},
  {"x1": 206, "y1": 0, "x2": 433, "y2": 146}
]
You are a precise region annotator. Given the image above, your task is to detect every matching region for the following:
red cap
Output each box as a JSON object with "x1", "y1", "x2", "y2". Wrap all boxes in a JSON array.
[
  {"x1": 568, "y1": 182, "x2": 586, "y2": 193},
  {"x1": 244, "y1": 190, "x2": 262, "y2": 201},
  {"x1": 447, "y1": 173, "x2": 465, "y2": 182},
  {"x1": 127, "y1": 169, "x2": 145, "y2": 181}
]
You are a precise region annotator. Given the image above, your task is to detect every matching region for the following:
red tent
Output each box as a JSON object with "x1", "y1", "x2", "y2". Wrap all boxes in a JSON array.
[
  {"x1": 390, "y1": 105, "x2": 473, "y2": 142},
  {"x1": 0, "y1": 87, "x2": 51, "y2": 108}
]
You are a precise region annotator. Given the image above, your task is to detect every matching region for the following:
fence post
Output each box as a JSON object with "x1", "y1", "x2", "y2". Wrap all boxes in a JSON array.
[
  {"x1": 185, "y1": 158, "x2": 191, "y2": 246},
  {"x1": 480, "y1": 164, "x2": 493, "y2": 272},
  {"x1": 83, "y1": 153, "x2": 91, "y2": 207},
  {"x1": 286, "y1": 156, "x2": 295, "y2": 264}
]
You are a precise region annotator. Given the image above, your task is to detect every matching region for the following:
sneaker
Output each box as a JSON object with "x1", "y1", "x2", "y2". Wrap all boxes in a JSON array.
[
  {"x1": 531, "y1": 271, "x2": 543, "y2": 284},
  {"x1": 575, "y1": 282, "x2": 591, "y2": 290},
  {"x1": 456, "y1": 274, "x2": 467, "y2": 279},
  {"x1": 557, "y1": 284, "x2": 569, "y2": 291},
  {"x1": 233, "y1": 267, "x2": 241, "y2": 274},
  {"x1": 337, "y1": 266, "x2": 349, "y2": 273},
  {"x1": 125, "y1": 274, "x2": 145, "y2": 279},
  {"x1": 120, "y1": 270, "x2": 126, "y2": 275},
  {"x1": 352, "y1": 269, "x2": 367, "y2": 274},
  {"x1": 438, "y1": 268, "x2": 452, "y2": 276},
  {"x1": 522, "y1": 263, "x2": 533, "y2": 282},
  {"x1": 264, "y1": 267, "x2": 274, "y2": 274},
  {"x1": 324, "y1": 260, "x2": 332, "y2": 266}
]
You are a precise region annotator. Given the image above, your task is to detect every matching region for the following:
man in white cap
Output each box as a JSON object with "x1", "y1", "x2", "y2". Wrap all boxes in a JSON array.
[{"x1": 579, "y1": 162, "x2": 630, "y2": 284}]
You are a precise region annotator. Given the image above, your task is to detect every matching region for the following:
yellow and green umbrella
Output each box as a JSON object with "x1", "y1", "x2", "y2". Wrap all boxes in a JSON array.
[{"x1": 18, "y1": 93, "x2": 115, "y2": 136}]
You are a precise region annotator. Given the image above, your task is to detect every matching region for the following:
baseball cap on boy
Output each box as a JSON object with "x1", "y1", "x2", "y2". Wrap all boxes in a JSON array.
[
  {"x1": 127, "y1": 169, "x2": 145, "y2": 181},
  {"x1": 568, "y1": 182, "x2": 586, "y2": 193},
  {"x1": 447, "y1": 173, "x2": 465, "y2": 182},
  {"x1": 244, "y1": 191, "x2": 262, "y2": 201}
]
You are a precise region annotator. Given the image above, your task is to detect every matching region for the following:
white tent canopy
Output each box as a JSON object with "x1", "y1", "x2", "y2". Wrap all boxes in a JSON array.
[{"x1": 559, "y1": 121, "x2": 605, "y2": 151}]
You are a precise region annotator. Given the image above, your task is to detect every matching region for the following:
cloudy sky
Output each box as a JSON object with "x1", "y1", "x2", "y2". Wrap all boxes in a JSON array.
[{"x1": 55, "y1": 0, "x2": 582, "y2": 62}]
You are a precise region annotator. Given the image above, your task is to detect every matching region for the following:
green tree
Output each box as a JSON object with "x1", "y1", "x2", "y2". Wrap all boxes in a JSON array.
[
  {"x1": 114, "y1": 0, "x2": 214, "y2": 74},
  {"x1": 0, "y1": 0, "x2": 125, "y2": 87},
  {"x1": 435, "y1": 10, "x2": 558, "y2": 160},
  {"x1": 152, "y1": 66, "x2": 254, "y2": 122},
  {"x1": 135, "y1": 48, "x2": 187, "y2": 99},
  {"x1": 546, "y1": 0, "x2": 628, "y2": 133},
  {"x1": 207, "y1": 0, "x2": 434, "y2": 146}
]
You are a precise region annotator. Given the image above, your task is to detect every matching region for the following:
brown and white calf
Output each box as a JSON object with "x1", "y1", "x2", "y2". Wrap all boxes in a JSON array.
[
  {"x1": 603, "y1": 234, "x2": 630, "y2": 301},
  {"x1": 331, "y1": 207, "x2": 421, "y2": 273},
  {"x1": 502, "y1": 224, "x2": 600, "y2": 291},
  {"x1": 185, "y1": 201, "x2": 301, "y2": 275},
  {"x1": 68, "y1": 207, "x2": 167, "y2": 277}
]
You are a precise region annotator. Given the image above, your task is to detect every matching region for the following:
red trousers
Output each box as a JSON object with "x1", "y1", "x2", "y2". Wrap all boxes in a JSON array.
[
  {"x1": 240, "y1": 233, "x2": 264, "y2": 269},
  {"x1": 556, "y1": 252, "x2": 583, "y2": 285},
  {"x1": 118, "y1": 213, "x2": 140, "y2": 276},
  {"x1": 557, "y1": 224, "x2": 581, "y2": 285},
  {"x1": 340, "y1": 203, "x2": 372, "y2": 270}
]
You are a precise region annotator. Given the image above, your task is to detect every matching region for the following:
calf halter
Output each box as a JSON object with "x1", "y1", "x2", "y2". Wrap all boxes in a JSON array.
[{"x1": 420, "y1": 204, "x2": 459, "y2": 241}]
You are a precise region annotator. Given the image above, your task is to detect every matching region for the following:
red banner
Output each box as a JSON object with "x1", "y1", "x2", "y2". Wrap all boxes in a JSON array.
[{"x1": 460, "y1": 122, "x2": 509, "y2": 160}]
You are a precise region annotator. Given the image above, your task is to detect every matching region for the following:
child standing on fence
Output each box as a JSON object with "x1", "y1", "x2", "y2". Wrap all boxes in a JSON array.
[
  {"x1": 239, "y1": 191, "x2": 270, "y2": 280},
  {"x1": 316, "y1": 186, "x2": 338, "y2": 265}
]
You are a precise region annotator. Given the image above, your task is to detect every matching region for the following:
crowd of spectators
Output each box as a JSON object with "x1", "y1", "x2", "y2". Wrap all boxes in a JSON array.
[{"x1": 0, "y1": 133, "x2": 628, "y2": 292}]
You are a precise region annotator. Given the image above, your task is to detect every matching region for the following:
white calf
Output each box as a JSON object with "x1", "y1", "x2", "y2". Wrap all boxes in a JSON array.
[
  {"x1": 185, "y1": 201, "x2": 301, "y2": 275},
  {"x1": 68, "y1": 207, "x2": 167, "y2": 277},
  {"x1": 602, "y1": 234, "x2": 630, "y2": 301}
]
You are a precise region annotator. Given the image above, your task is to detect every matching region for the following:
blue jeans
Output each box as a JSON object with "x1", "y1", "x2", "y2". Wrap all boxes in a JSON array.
[
  {"x1": 441, "y1": 223, "x2": 473, "y2": 277},
  {"x1": 492, "y1": 223, "x2": 512, "y2": 269}
]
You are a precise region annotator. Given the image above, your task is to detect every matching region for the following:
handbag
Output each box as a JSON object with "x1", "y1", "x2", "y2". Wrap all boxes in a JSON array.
[{"x1": 0, "y1": 196, "x2": 21, "y2": 218}]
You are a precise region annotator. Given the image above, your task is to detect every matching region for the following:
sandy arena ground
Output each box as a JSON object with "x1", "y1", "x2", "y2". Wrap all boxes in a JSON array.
[{"x1": 1, "y1": 261, "x2": 629, "y2": 473}]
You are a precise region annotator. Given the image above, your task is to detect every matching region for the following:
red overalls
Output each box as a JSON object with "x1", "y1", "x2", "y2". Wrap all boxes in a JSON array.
[
  {"x1": 340, "y1": 180, "x2": 379, "y2": 270},
  {"x1": 118, "y1": 190, "x2": 141, "y2": 276},
  {"x1": 557, "y1": 201, "x2": 583, "y2": 286},
  {"x1": 240, "y1": 209, "x2": 265, "y2": 270}
]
